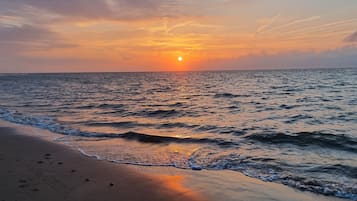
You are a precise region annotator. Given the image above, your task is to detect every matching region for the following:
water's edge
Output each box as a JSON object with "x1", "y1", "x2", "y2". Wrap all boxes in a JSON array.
[{"x1": 0, "y1": 118, "x2": 355, "y2": 201}]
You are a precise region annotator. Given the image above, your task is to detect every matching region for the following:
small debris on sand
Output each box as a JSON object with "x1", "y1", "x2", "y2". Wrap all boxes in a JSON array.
[{"x1": 18, "y1": 179, "x2": 27, "y2": 183}]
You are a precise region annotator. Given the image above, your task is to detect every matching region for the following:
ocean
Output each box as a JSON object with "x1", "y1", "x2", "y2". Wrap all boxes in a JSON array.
[{"x1": 0, "y1": 68, "x2": 356, "y2": 200}]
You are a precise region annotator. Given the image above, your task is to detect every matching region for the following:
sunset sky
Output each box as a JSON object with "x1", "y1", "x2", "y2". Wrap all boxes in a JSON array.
[{"x1": 0, "y1": 0, "x2": 357, "y2": 72}]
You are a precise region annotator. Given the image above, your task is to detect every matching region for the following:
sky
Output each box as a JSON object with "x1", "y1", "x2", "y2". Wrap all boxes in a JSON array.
[{"x1": 0, "y1": 0, "x2": 357, "y2": 72}]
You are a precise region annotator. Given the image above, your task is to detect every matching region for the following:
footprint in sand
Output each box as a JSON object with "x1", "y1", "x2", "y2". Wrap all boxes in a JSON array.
[
  {"x1": 44, "y1": 153, "x2": 51, "y2": 160},
  {"x1": 37, "y1": 161, "x2": 44, "y2": 164},
  {"x1": 18, "y1": 179, "x2": 28, "y2": 188},
  {"x1": 18, "y1": 184, "x2": 28, "y2": 188},
  {"x1": 57, "y1": 162, "x2": 63, "y2": 165},
  {"x1": 18, "y1": 179, "x2": 27, "y2": 183}
]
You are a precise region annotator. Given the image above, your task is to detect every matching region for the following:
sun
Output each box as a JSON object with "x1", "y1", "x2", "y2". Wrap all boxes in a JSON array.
[{"x1": 177, "y1": 56, "x2": 183, "y2": 62}]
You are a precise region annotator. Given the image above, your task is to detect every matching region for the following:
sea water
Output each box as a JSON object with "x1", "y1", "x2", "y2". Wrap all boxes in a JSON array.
[{"x1": 0, "y1": 68, "x2": 356, "y2": 199}]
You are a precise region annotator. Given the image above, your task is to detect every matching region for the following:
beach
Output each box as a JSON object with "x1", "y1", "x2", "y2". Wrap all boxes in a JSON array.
[
  {"x1": 0, "y1": 0, "x2": 356, "y2": 199},
  {"x1": 0, "y1": 121, "x2": 345, "y2": 201}
]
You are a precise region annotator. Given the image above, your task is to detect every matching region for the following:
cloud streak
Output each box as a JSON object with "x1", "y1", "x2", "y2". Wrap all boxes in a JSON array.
[
  {"x1": 256, "y1": 14, "x2": 280, "y2": 34},
  {"x1": 0, "y1": 24, "x2": 54, "y2": 42},
  {"x1": 198, "y1": 46, "x2": 357, "y2": 70},
  {"x1": 264, "y1": 16, "x2": 321, "y2": 33},
  {"x1": 0, "y1": 0, "x2": 186, "y2": 21}
]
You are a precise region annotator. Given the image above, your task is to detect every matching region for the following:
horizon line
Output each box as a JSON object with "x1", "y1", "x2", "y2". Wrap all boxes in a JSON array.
[{"x1": 0, "y1": 66, "x2": 355, "y2": 74}]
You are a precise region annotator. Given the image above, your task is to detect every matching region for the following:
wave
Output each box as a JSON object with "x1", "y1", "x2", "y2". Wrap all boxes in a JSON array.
[
  {"x1": 284, "y1": 114, "x2": 314, "y2": 124},
  {"x1": 0, "y1": 108, "x2": 238, "y2": 147},
  {"x1": 214, "y1": 93, "x2": 250, "y2": 98},
  {"x1": 117, "y1": 131, "x2": 238, "y2": 146},
  {"x1": 133, "y1": 109, "x2": 184, "y2": 118},
  {"x1": 168, "y1": 102, "x2": 186, "y2": 107},
  {"x1": 189, "y1": 149, "x2": 357, "y2": 200},
  {"x1": 279, "y1": 175, "x2": 357, "y2": 200},
  {"x1": 156, "y1": 122, "x2": 198, "y2": 129},
  {"x1": 309, "y1": 164, "x2": 357, "y2": 179},
  {"x1": 129, "y1": 108, "x2": 200, "y2": 118},
  {"x1": 195, "y1": 125, "x2": 245, "y2": 135},
  {"x1": 76, "y1": 103, "x2": 125, "y2": 110},
  {"x1": 88, "y1": 121, "x2": 201, "y2": 130},
  {"x1": 86, "y1": 121, "x2": 153, "y2": 128},
  {"x1": 63, "y1": 130, "x2": 239, "y2": 147},
  {"x1": 246, "y1": 132, "x2": 357, "y2": 152},
  {"x1": 87, "y1": 121, "x2": 245, "y2": 136},
  {"x1": 146, "y1": 109, "x2": 180, "y2": 117},
  {"x1": 98, "y1": 103, "x2": 125, "y2": 109},
  {"x1": 279, "y1": 104, "x2": 299, "y2": 110}
]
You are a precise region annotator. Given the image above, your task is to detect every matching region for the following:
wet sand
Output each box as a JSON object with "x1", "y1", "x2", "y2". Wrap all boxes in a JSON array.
[{"x1": 0, "y1": 122, "x2": 345, "y2": 201}]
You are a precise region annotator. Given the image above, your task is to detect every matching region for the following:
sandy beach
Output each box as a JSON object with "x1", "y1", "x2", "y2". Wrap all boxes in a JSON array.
[{"x1": 0, "y1": 121, "x2": 345, "y2": 201}]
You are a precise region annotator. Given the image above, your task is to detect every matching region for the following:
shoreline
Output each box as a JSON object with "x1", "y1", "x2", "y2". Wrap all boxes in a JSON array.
[
  {"x1": 0, "y1": 121, "x2": 346, "y2": 201},
  {"x1": 0, "y1": 125, "x2": 206, "y2": 201}
]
